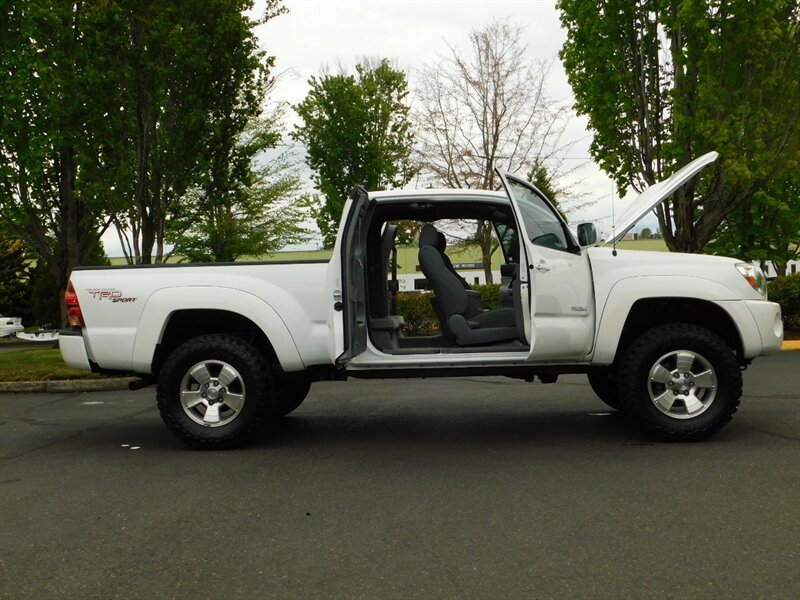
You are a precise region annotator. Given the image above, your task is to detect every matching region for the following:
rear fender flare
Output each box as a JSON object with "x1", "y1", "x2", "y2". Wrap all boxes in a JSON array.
[{"x1": 131, "y1": 286, "x2": 303, "y2": 374}]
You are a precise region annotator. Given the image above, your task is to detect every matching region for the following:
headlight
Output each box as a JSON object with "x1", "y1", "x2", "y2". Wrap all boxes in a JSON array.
[{"x1": 735, "y1": 263, "x2": 767, "y2": 297}]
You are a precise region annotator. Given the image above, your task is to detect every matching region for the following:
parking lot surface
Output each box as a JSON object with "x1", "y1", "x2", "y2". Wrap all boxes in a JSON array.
[{"x1": 1, "y1": 353, "x2": 798, "y2": 599}]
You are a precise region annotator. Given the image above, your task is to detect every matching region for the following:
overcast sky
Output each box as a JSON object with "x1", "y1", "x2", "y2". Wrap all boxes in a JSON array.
[{"x1": 106, "y1": 0, "x2": 630, "y2": 256}]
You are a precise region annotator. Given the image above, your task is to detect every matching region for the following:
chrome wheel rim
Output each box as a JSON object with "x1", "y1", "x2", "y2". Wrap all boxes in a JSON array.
[
  {"x1": 179, "y1": 360, "x2": 246, "y2": 427},
  {"x1": 646, "y1": 350, "x2": 717, "y2": 419}
]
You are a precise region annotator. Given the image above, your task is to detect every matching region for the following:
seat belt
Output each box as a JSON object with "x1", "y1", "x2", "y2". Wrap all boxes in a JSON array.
[{"x1": 389, "y1": 245, "x2": 399, "y2": 314}]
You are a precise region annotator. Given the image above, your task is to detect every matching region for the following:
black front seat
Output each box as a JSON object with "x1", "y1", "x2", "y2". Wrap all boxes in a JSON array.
[
  {"x1": 436, "y1": 232, "x2": 470, "y2": 289},
  {"x1": 418, "y1": 224, "x2": 518, "y2": 346}
]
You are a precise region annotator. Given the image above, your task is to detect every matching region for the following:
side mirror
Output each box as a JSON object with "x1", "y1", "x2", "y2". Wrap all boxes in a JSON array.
[{"x1": 577, "y1": 222, "x2": 597, "y2": 247}]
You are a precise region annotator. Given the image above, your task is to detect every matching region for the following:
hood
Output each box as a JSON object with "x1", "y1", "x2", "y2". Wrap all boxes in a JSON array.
[{"x1": 600, "y1": 151, "x2": 719, "y2": 245}]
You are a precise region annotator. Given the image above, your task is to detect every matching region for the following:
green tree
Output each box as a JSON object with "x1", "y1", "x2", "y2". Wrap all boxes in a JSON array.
[
  {"x1": 293, "y1": 59, "x2": 416, "y2": 248},
  {"x1": 640, "y1": 227, "x2": 653, "y2": 240},
  {"x1": 558, "y1": 0, "x2": 800, "y2": 253},
  {"x1": 103, "y1": 0, "x2": 287, "y2": 264},
  {"x1": 528, "y1": 163, "x2": 567, "y2": 221},
  {"x1": 0, "y1": 0, "x2": 283, "y2": 322},
  {"x1": 0, "y1": 1, "x2": 116, "y2": 322},
  {"x1": 706, "y1": 174, "x2": 800, "y2": 276},
  {"x1": 166, "y1": 115, "x2": 311, "y2": 262}
]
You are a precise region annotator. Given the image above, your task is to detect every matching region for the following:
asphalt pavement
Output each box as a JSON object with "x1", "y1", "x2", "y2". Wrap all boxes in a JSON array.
[{"x1": 1, "y1": 352, "x2": 798, "y2": 599}]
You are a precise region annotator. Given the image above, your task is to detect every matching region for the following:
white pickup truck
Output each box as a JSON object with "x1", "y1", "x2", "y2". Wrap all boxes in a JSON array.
[{"x1": 61, "y1": 152, "x2": 783, "y2": 448}]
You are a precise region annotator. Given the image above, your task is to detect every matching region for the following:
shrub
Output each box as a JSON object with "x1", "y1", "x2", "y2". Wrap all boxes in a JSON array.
[
  {"x1": 395, "y1": 292, "x2": 439, "y2": 335},
  {"x1": 473, "y1": 283, "x2": 501, "y2": 310},
  {"x1": 0, "y1": 236, "x2": 31, "y2": 321},
  {"x1": 769, "y1": 274, "x2": 800, "y2": 329}
]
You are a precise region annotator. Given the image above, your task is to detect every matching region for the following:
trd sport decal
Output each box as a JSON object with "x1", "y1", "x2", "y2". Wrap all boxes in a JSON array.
[{"x1": 87, "y1": 289, "x2": 137, "y2": 303}]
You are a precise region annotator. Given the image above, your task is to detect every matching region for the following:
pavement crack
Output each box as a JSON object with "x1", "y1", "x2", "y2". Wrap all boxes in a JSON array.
[
  {"x1": 743, "y1": 426, "x2": 800, "y2": 442},
  {"x1": 13, "y1": 416, "x2": 73, "y2": 428},
  {"x1": 0, "y1": 430, "x2": 84, "y2": 460},
  {"x1": 0, "y1": 406, "x2": 154, "y2": 461}
]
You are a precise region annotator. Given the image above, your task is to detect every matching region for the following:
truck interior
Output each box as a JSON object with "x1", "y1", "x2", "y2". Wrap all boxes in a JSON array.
[{"x1": 362, "y1": 198, "x2": 530, "y2": 354}]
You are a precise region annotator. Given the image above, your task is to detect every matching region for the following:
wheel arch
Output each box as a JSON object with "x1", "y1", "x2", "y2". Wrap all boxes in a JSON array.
[
  {"x1": 151, "y1": 309, "x2": 283, "y2": 376},
  {"x1": 610, "y1": 298, "x2": 745, "y2": 366},
  {"x1": 132, "y1": 287, "x2": 304, "y2": 376}
]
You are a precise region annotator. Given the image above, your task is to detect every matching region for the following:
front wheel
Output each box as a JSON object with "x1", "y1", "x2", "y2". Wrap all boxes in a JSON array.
[
  {"x1": 157, "y1": 334, "x2": 275, "y2": 449},
  {"x1": 617, "y1": 324, "x2": 742, "y2": 442}
]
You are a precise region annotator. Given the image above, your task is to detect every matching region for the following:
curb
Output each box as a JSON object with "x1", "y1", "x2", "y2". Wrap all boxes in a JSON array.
[
  {"x1": 782, "y1": 340, "x2": 800, "y2": 351},
  {"x1": 0, "y1": 377, "x2": 137, "y2": 394}
]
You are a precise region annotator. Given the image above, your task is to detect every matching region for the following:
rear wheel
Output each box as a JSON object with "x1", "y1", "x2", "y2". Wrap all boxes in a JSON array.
[
  {"x1": 157, "y1": 334, "x2": 274, "y2": 449},
  {"x1": 617, "y1": 323, "x2": 741, "y2": 442}
]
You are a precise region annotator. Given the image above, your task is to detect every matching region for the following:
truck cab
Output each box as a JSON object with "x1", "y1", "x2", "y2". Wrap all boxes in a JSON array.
[{"x1": 327, "y1": 183, "x2": 594, "y2": 373}]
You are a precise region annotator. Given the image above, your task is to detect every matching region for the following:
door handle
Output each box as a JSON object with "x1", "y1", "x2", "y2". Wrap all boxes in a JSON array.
[{"x1": 534, "y1": 260, "x2": 550, "y2": 272}]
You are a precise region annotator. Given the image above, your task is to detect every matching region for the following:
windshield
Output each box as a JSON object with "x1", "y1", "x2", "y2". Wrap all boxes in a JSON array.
[{"x1": 506, "y1": 179, "x2": 574, "y2": 252}]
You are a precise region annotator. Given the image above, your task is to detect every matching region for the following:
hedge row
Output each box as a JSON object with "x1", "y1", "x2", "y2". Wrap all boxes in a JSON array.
[{"x1": 769, "y1": 274, "x2": 800, "y2": 329}]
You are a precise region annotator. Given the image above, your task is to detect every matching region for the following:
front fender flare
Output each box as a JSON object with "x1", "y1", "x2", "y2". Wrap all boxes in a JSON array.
[{"x1": 591, "y1": 276, "x2": 751, "y2": 364}]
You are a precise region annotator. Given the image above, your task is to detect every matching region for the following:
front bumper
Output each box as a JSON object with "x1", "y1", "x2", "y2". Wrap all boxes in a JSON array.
[
  {"x1": 59, "y1": 329, "x2": 92, "y2": 371},
  {"x1": 745, "y1": 300, "x2": 784, "y2": 355}
]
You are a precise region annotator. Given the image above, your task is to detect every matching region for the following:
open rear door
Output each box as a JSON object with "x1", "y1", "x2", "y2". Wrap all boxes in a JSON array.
[{"x1": 325, "y1": 186, "x2": 374, "y2": 366}]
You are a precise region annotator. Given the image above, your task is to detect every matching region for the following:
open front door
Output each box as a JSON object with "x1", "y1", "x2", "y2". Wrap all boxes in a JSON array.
[
  {"x1": 325, "y1": 186, "x2": 374, "y2": 366},
  {"x1": 496, "y1": 170, "x2": 595, "y2": 361}
]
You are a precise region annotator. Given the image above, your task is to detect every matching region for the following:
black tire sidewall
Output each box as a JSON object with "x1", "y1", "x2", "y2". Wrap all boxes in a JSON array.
[
  {"x1": 587, "y1": 368, "x2": 621, "y2": 410},
  {"x1": 618, "y1": 324, "x2": 741, "y2": 440},
  {"x1": 273, "y1": 377, "x2": 312, "y2": 418},
  {"x1": 157, "y1": 334, "x2": 274, "y2": 449}
]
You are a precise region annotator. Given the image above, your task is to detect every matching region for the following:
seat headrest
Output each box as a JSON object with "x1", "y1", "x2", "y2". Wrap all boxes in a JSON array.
[{"x1": 419, "y1": 223, "x2": 439, "y2": 247}]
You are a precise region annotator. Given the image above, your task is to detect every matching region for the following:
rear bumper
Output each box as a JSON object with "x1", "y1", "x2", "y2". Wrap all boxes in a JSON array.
[{"x1": 59, "y1": 329, "x2": 92, "y2": 371}]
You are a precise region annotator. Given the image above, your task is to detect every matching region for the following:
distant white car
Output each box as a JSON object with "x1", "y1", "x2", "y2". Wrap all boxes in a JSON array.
[
  {"x1": 16, "y1": 330, "x2": 59, "y2": 342},
  {"x1": 0, "y1": 316, "x2": 24, "y2": 338}
]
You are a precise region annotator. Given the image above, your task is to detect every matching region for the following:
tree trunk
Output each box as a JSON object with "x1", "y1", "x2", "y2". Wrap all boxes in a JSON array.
[{"x1": 477, "y1": 220, "x2": 494, "y2": 284}]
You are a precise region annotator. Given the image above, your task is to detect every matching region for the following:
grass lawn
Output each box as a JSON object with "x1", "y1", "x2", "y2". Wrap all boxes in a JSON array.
[{"x1": 0, "y1": 348, "x2": 104, "y2": 382}]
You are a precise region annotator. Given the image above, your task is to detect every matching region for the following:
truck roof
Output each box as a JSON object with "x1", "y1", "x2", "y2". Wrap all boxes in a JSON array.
[{"x1": 368, "y1": 189, "x2": 508, "y2": 203}]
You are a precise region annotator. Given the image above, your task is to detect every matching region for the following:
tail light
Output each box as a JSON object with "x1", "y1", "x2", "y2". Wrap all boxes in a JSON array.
[{"x1": 65, "y1": 281, "x2": 85, "y2": 328}]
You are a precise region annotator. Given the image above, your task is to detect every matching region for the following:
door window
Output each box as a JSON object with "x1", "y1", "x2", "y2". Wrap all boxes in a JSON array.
[{"x1": 505, "y1": 179, "x2": 576, "y2": 253}]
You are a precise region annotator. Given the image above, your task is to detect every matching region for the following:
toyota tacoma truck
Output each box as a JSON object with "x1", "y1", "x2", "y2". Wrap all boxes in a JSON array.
[{"x1": 60, "y1": 152, "x2": 784, "y2": 448}]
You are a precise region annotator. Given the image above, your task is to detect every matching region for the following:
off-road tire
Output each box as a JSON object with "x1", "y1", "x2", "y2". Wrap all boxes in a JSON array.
[
  {"x1": 273, "y1": 377, "x2": 312, "y2": 418},
  {"x1": 587, "y1": 368, "x2": 621, "y2": 410},
  {"x1": 156, "y1": 334, "x2": 274, "y2": 449},
  {"x1": 617, "y1": 323, "x2": 741, "y2": 442}
]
